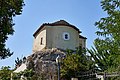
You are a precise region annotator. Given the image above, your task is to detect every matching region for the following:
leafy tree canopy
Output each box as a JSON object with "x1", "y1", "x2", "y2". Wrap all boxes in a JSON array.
[
  {"x1": 0, "y1": 66, "x2": 12, "y2": 80},
  {"x1": 88, "y1": 0, "x2": 120, "y2": 72},
  {"x1": 0, "y1": 0, "x2": 24, "y2": 59},
  {"x1": 61, "y1": 47, "x2": 95, "y2": 80}
]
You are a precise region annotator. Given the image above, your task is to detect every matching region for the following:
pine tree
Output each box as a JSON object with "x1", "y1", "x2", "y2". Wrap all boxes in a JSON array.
[{"x1": 0, "y1": 0, "x2": 24, "y2": 59}]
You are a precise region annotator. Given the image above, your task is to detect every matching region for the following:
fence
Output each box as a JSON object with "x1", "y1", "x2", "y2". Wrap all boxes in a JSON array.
[{"x1": 75, "y1": 70, "x2": 120, "y2": 80}]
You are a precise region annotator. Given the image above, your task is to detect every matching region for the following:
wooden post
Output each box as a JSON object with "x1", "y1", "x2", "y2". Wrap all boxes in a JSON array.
[{"x1": 11, "y1": 73, "x2": 13, "y2": 80}]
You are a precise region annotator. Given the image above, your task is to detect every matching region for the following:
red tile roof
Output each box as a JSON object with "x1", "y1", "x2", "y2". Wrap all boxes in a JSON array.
[{"x1": 33, "y1": 20, "x2": 81, "y2": 37}]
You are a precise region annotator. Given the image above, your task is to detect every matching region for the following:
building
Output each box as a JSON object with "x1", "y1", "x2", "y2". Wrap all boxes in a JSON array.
[
  {"x1": 14, "y1": 20, "x2": 87, "y2": 80},
  {"x1": 33, "y1": 20, "x2": 86, "y2": 52}
]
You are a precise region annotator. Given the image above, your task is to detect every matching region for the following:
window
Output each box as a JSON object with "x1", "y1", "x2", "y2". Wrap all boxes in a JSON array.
[
  {"x1": 65, "y1": 34, "x2": 68, "y2": 39},
  {"x1": 40, "y1": 37, "x2": 43, "y2": 45},
  {"x1": 63, "y1": 32, "x2": 70, "y2": 40}
]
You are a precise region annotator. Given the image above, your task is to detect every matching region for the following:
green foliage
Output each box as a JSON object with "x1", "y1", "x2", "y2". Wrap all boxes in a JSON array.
[
  {"x1": 13, "y1": 69, "x2": 35, "y2": 80},
  {"x1": 0, "y1": 66, "x2": 12, "y2": 80},
  {"x1": 88, "y1": 0, "x2": 120, "y2": 73},
  {"x1": 61, "y1": 47, "x2": 94, "y2": 80},
  {"x1": 0, "y1": 0, "x2": 24, "y2": 59},
  {"x1": 12, "y1": 69, "x2": 47, "y2": 80}
]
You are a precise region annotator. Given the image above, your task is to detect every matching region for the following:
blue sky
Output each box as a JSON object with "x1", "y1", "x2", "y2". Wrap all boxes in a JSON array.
[{"x1": 0, "y1": 0, "x2": 106, "y2": 68}]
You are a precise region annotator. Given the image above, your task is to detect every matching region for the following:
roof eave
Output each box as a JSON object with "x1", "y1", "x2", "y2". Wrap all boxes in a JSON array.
[
  {"x1": 79, "y1": 35, "x2": 87, "y2": 39},
  {"x1": 33, "y1": 20, "x2": 82, "y2": 37}
]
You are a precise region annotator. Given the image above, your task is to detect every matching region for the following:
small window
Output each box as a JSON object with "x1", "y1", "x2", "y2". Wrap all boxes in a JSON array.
[
  {"x1": 63, "y1": 32, "x2": 70, "y2": 40},
  {"x1": 40, "y1": 37, "x2": 43, "y2": 45},
  {"x1": 65, "y1": 34, "x2": 68, "y2": 39}
]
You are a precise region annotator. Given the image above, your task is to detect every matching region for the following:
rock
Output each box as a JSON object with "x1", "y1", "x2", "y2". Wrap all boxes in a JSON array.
[{"x1": 26, "y1": 48, "x2": 66, "y2": 80}]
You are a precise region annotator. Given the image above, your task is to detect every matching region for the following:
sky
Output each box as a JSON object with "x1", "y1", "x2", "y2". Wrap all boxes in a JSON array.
[{"x1": 0, "y1": 0, "x2": 106, "y2": 68}]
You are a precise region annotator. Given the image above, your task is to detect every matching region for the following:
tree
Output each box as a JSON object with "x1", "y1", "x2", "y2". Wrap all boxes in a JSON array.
[
  {"x1": 88, "y1": 0, "x2": 120, "y2": 72},
  {"x1": 15, "y1": 57, "x2": 23, "y2": 69},
  {"x1": 0, "y1": 66, "x2": 12, "y2": 80},
  {"x1": 61, "y1": 47, "x2": 95, "y2": 80},
  {"x1": 12, "y1": 69, "x2": 35, "y2": 80},
  {"x1": 0, "y1": 0, "x2": 24, "y2": 59},
  {"x1": 12, "y1": 69, "x2": 47, "y2": 80}
]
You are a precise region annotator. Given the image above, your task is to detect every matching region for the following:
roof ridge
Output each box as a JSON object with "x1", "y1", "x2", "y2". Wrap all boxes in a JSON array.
[
  {"x1": 52, "y1": 20, "x2": 70, "y2": 25},
  {"x1": 43, "y1": 20, "x2": 71, "y2": 25}
]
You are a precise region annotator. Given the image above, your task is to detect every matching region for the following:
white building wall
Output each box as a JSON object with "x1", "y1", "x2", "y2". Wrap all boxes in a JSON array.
[
  {"x1": 32, "y1": 28, "x2": 46, "y2": 52},
  {"x1": 32, "y1": 25, "x2": 86, "y2": 52},
  {"x1": 46, "y1": 25, "x2": 80, "y2": 50}
]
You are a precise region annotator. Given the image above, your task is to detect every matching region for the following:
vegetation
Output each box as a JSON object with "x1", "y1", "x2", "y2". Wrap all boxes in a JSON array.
[
  {"x1": 1, "y1": 0, "x2": 120, "y2": 79},
  {"x1": 88, "y1": 0, "x2": 120, "y2": 74},
  {"x1": 61, "y1": 47, "x2": 95, "y2": 80},
  {"x1": 0, "y1": 66, "x2": 12, "y2": 80},
  {"x1": 0, "y1": 0, "x2": 24, "y2": 59},
  {"x1": 12, "y1": 69, "x2": 48, "y2": 80},
  {"x1": 15, "y1": 57, "x2": 26, "y2": 69},
  {"x1": 12, "y1": 69, "x2": 35, "y2": 80},
  {"x1": 0, "y1": 66, "x2": 40, "y2": 80}
]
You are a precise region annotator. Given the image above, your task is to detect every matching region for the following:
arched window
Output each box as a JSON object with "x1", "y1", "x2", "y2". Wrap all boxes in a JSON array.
[
  {"x1": 65, "y1": 34, "x2": 68, "y2": 39},
  {"x1": 63, "y1": 32, "x2": 70, "y2": 40}
]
